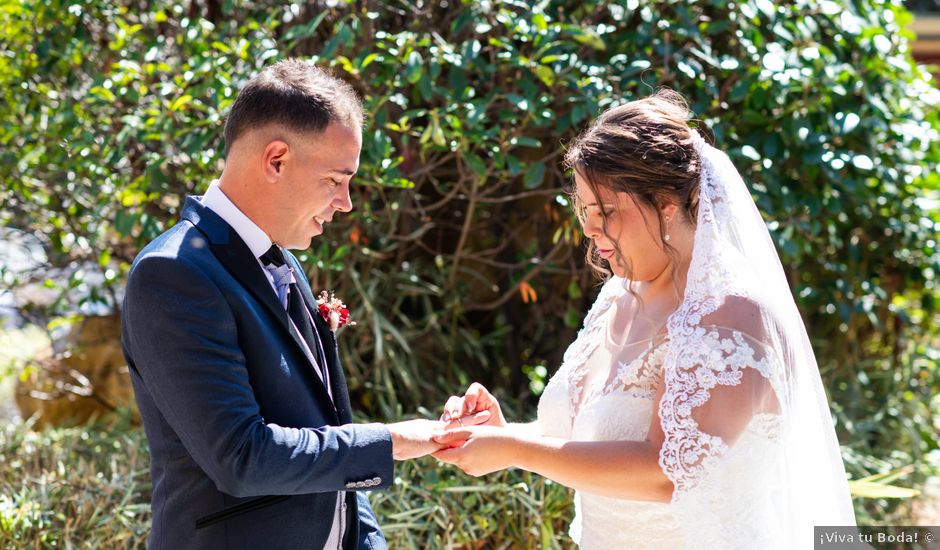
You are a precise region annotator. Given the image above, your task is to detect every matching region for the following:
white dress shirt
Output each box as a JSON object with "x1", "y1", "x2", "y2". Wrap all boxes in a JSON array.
[{"x1": 200, "y1": 181, "x2": 346, "y2": 548}]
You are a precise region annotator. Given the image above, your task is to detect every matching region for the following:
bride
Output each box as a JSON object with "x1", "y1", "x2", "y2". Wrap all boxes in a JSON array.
[{"x1": 433, "y1": 90, "x2": 856, "y2": 548}]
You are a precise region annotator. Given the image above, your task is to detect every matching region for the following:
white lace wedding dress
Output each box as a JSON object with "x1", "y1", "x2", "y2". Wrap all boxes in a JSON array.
[
  {"x1": 538, "y1": 278, "x2": 790, "y2": 549},
  {"x1": 535, "y1": 135, "x2": 855, "y2": 549}
]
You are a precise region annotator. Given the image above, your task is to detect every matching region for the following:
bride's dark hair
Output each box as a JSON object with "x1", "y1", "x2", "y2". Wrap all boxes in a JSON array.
[{"x1": 564, "y1": 88, "x2": 705, "y2": 283}]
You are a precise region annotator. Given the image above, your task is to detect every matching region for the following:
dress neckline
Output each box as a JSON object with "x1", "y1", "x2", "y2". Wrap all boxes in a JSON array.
[
  {"x1": 604, "y1": 293, "x2": 672, "y2": 351},
  {"x1": 575, "y1": 332, "x2": 663, "y2": 418}
]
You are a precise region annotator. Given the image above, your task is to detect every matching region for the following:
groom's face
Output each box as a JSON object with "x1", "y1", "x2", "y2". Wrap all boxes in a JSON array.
[{"x1": 276, "y1": 122, "x2": 361, "y2": 249}]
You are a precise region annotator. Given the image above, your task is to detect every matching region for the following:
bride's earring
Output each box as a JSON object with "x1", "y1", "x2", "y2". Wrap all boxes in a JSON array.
[{"x1": 664, "y1": 217, "x2": 671, "y2": 242}]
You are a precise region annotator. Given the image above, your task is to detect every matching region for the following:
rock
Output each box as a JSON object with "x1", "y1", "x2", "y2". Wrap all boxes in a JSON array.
[{"x1": 14, "y1": 314, "x2": 138, "y2": 429}]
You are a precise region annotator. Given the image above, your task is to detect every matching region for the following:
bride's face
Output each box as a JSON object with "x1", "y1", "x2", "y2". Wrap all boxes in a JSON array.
[{"x1": 575, "y1": 173, "x2": 671, "y2": 281}]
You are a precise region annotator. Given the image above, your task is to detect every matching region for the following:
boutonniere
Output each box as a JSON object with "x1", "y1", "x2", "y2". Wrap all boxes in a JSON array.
[{"x1": 317, "y1": 290, "x2": 355, "y2": 332}]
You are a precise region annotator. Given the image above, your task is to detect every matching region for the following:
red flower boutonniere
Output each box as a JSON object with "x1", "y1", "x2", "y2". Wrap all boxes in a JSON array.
[{"x1": 317, "y1": 291, "x2": 355, "y2": 332}]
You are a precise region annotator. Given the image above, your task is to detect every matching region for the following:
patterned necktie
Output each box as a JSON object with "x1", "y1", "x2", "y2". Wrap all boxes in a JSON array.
[{"x1": 259, "y1": 245, "x2": 329, "y2": 388}]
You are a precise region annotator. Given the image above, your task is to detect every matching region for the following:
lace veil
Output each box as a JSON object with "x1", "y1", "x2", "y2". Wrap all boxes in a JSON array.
[{"x1": 654, "y1": 131, "x2": 856, "y2": 545}]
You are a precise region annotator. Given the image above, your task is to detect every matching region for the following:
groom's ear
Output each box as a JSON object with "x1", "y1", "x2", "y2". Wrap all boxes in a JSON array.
[{"x1": 261, "y1": 140, "x2": 290, "y2": 182}]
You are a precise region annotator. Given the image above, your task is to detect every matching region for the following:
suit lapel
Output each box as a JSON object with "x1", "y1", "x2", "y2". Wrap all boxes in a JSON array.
[
  {"x1": 285, "y1": 252, "x2": 353, "y2": 424},
  {"x1": 182, "y1": 198, "x2": 336, "y2": 414}
]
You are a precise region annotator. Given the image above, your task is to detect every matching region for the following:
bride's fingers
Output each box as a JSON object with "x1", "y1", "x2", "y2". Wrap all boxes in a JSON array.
[
  {"x1": 466, "y1": 382, "x2": 498, "y2": 414},
  {"x1": 442, "y1": 384, "x2": 495, "y2": 422},
  {"x1": 465, "y1": 410, "x2": 491, "y2": 425},
  {"x1": 442, "y1": 409, "x2": 491, "y2": 430},
  {"x1": 467, "y1": 382, "x2": 489, "y2": 396},
  {"x1": 447, "y1": 402, "x2": 466, "y2": 421},
  {"x1": 440, "y1": 396, "x2": 463, "y2": 421},
  {"x1": 463, "y1": 391, "x2": 478, "y2": 415},
  {"x1": 464, "y1": 382, "x2": 490, "y2": 413}
]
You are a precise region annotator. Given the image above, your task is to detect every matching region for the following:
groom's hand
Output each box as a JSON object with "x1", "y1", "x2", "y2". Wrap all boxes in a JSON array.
[
  {"x1": 440, "y1": 382, "x2": 506, "y2": 429},
  {"x1": 387, "y1": 419, "x2": 447, "y2": 460}
]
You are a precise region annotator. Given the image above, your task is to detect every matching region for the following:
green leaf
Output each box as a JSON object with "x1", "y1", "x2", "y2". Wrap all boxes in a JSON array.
[
  {"x1": 506, "y1": 154, "x2": 522, "y2": 176},
  {"x1": 564, "y1": 305, "x2": 581, "y2": 328},
  {"x1": 510, "y1": 136, "x2": 541, "y2": 148},
  {"x1": 90, "y1": 86, "x2": 116, "y2": 102},
  {"x1": 507, "y1": 94, "x2": 529, "y2": 111},
  {"x1": 567, "y1": 280, "x2": 583, "y2": 299},
  {"x1": 533, "y1": 64, "x2": 555, "y2": 87},
  {"x1": 448, "y1": 65, "x2": 468, "y2": 97},
  {"x1": 169, "y1": 95, "x2": 193, "y2": 112},
  {"x1": 114, "y1": 209, "x2": 136, "y2": 237},
  {"x1": 524, "y1": 161, "x2": 546, "y2": 189},
  {"x1": 464, "y1": 153, "x2": 487, "y2": 177},
  {"x1": 405, "y1": 50, "x2": 425, "y2": 84},
  {"x1": 569, "y1": 28, "x2": 605, "y2": 50},
  {"x1": 386, "y1": 177, "x2": 416, "y2": 189},
  {"x1": 848, "y1": 480, "x2": 920, "y2": 499},
  {"x1": 283, "y1": 11, "x2": 329, "y2": 43},
  {"x1": 431, "y1": 122, "x2": 446, "y2": 147},
  {"x1": 532, "y1": 13, "x2": 548, "y2": 31}
]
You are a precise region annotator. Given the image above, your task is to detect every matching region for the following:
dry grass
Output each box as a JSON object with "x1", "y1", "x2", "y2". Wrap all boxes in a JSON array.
[
  {"x1": 0, "y1": 325, "x2": 50, "y2": 423},
  {"x1": 0, "y1": 414, "x2": 151, "y2": 548}
]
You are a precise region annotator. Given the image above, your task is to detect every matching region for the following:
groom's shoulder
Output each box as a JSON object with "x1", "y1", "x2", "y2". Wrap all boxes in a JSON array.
[
  {"x1": 127, "y1": 218, "x2": 219, "y2": 290},
  {"x1": 130, "y1": 195, "x2": 227, "y2": 268},
  {"x1": 133, "y1": 220, "x2": 206, "y2": 265}
]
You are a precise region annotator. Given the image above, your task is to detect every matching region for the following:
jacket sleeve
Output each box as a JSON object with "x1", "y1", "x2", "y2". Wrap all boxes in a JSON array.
[
  {"x1": 355, "y1": 491, "x2": 388, "y2": 549},
  {"x1": 122, "y1": 253, "x2": 394, "y2": 498}
]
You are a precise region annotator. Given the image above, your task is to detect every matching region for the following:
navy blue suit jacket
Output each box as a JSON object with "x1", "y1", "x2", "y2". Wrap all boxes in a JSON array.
[{"x1": 121, "y1": 197, "x2": 393, "y2": 549}]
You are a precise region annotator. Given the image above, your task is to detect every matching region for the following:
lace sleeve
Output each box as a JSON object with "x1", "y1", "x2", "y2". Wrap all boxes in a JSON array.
[
  {"x1": 647, "y1": 127, "x2": 853, "y2": 547},
  {"x1": 656, "y1": 325, "x2": 785, "y2": 500}
]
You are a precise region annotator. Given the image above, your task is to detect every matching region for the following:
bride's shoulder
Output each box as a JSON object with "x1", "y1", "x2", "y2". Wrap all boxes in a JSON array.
[
  {"x1": 689, "y1": 295, "x2": 788, "y2": 398},
  {"x1": 697, "y1": 294, "x2": 775, "y2": 348},
  {"x1": 582, "y1": 276, "x2": 627, "y2": 324}
]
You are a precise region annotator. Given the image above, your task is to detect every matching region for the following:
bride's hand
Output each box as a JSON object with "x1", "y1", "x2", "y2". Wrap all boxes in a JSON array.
[
  {"x1": 432, "y1": 426, "x2": 516, "y2": 477},
  {"x1": 439, "y1": 382, "x2": 507, "y2": 429}
]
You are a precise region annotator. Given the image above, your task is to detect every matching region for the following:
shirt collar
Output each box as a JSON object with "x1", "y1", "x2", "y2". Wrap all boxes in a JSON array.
[{"x1": 200, "y1": 181, "x2": 273, "y2": 259}]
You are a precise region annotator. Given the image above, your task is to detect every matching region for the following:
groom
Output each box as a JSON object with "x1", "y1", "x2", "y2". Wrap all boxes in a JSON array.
[{"x1": 121, "y1": 59, "x2": 442, "y2": 549}]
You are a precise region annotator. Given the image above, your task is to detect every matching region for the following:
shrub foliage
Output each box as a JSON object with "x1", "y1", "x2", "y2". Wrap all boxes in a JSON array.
[{"x1": 1, "y1": 0, "x2": 939, "y2": 541}]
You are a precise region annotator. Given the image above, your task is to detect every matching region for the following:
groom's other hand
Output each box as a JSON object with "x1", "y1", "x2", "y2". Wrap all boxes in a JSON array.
[
  {"x1": 440, "y1": 382, "x2": 506, "y2": 429},
  {"x1": 387, "y1": 419, "x2": 447, "y2": 460}
]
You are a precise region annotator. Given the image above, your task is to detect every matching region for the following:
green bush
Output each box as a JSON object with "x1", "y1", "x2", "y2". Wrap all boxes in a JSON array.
[{"x1": 1, "y1": 0, "x2": 939, "y2": 542}]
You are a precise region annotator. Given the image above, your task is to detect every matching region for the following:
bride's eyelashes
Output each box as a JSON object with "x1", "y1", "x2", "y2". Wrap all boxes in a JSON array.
[{"x1": 585, "y1": 203, "x2": 617, "y2": 214}]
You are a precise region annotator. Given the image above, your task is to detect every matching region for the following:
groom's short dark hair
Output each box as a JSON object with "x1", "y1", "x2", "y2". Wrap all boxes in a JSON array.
[{"x1": 222, "y1": 59, "x2": 363, "y2": 157}]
